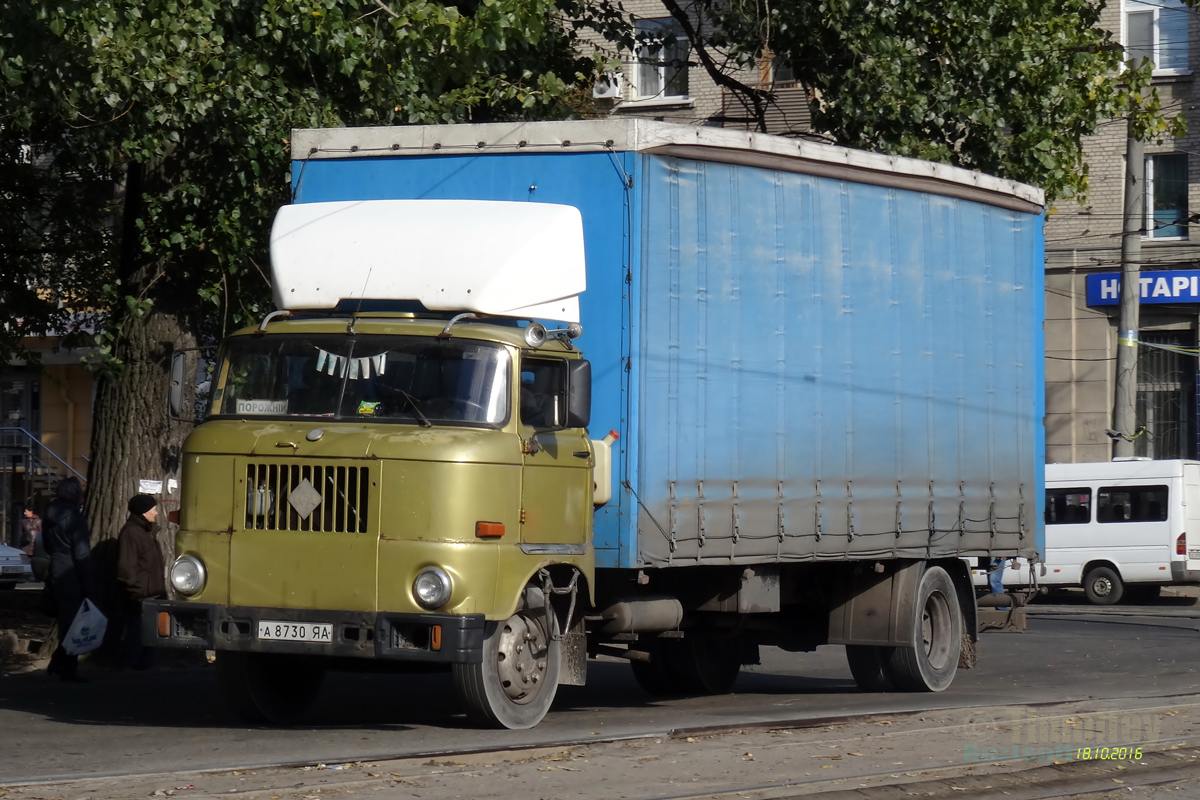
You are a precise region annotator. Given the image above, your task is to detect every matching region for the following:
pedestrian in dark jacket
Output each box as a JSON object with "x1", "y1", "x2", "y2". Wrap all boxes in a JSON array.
[
  {"x1": 42, "y1": 477, "x2": 93, "y2": 682},
  {"x1": 116, "y1": 494, "x2": 164, "y2": 670},
  {"x1": 19, "y1": 502, "x2": 40, "y2": 555}
]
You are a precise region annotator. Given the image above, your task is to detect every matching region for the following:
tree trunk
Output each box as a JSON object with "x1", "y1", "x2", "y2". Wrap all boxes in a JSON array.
[{"x1": 84, "y1": 309, "x2": 196, "y2": 543}]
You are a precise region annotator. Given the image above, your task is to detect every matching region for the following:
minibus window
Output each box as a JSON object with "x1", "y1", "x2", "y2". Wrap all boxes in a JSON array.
[
  {"x1": 1046, "y1": 488, "x2": 1091, "y2": 524},
  {"x1": 1096, "y1": 485, "x2": 1169, "y2": 523}
]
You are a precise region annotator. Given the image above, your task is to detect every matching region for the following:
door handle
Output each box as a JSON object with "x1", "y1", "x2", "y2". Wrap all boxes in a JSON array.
[{"x1": 572, "y1": 450, "x2": 590, "y2": 459}]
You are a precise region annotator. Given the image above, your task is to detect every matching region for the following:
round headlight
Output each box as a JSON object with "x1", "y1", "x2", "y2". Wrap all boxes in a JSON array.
[
  {"x1": 413, "y1": 567, "x2": 452, "y2": 610},
  {"x1": 171, "y1": 555, "x2": 207, "y2": 597}
]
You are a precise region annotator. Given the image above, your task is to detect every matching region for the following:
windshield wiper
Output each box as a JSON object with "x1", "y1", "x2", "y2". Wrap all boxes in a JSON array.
[{"x1": 397, "y1": 388, "x2": 433, "y2": 428}]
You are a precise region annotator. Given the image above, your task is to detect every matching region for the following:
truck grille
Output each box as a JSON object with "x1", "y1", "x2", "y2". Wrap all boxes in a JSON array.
[{"x1": 245, "y1": 462, "x2": 370, "y2": 533}]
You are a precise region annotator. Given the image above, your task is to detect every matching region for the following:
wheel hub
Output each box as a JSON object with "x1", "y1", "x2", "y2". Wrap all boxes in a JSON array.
[
  {"x1": 921, "y1": 591, "x2": 952, "y2": 670},
  {"x1": 1094, "y1": 578, "x2": 1112, "y2": 596},
  {"x1": 495, "y1": 612, "x2": 550, "y2": 704}
]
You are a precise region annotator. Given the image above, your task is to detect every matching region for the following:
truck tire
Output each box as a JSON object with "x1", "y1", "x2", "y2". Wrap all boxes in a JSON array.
[
  {"x1": 887, "y1": 565, "x2": 962, "y2": 692},
  {"x1": 216, "y1": 651, "x2": 325, "y2": 725},
  {"x1": 453, "y1": 590, "x2": 560, "y2": 729},
  {"x1": 671, "y1": 633, "x2": 742, "y2": 695},
  {"x1": 846, "y1": 645, "x2": 896, "y2": 692},
  {"x1": 1083, "y1": 566, "x2": 1124, "y2": 605},
  {"x1": 629, "y1": 641, "x2": 680, "y2": 696}
]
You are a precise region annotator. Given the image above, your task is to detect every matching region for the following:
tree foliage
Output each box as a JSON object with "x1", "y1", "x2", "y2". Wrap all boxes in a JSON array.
[
  {"x1": 1, "y1": 0, "x2": 624, "y2": 357},
  {"x1": 0, "y1": 0, "x2": 624, "y2": 536},
  {"x1": 667, "y1": 0, "x2": 1186, "y2": 202}
]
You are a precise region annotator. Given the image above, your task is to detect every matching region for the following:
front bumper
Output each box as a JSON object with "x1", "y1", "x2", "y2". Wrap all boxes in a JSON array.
[
  {"x1": 1170, "y1": 562, "x2": 1200, "y2": 585},
  {"x1": 143, "y1": 600, "x2": 484, "y2": 664}
]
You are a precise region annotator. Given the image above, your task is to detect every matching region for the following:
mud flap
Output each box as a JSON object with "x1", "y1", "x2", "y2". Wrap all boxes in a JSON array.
[
  {"x1": 827, "y1": 560, "x2": 923, "y2": 646},
  {"x1": 978, "y1": 607, "x2": 1027, "y2": 633}
]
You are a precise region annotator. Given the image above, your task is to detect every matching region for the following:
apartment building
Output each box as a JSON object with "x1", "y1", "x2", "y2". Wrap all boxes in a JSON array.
[
  {"x1": 586, "y1": 0, "x2": 811, "y2": 135},
  {"x1": 1044, "y1": 0, "x2": 1200, "y2": 463}
]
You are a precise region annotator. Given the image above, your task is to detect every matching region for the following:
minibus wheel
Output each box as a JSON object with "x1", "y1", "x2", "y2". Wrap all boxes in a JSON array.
[
  {"x1": 1083, "y1": 566, "x2": 1124, "y2": 605},
  {"x1": 453, "y1": 588, "x2": 560, "y2": 729},
  {"x1": 887, "y1": 565, "x2": 961, "y2": 692}
]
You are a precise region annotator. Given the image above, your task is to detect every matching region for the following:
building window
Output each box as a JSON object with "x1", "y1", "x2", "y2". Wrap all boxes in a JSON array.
[
  {"x1": 1136, "y1": 332, "x2": 1197, "y2": 459},
  {"x1": 1145, "y1": 154, "x2": 1188, "y2": 239},
  {"x1": 633, "y1": 18, "x2": 689, "y2": 100},
  {"x1": 1125, "y1": 0, "x2": 1188, "y2": 73}
]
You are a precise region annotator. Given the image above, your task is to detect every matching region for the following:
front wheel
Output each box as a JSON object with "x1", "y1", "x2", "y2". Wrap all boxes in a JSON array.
[
  {"x1": 216, "y1": 651, "x2": 325, "y2": 725},
  {"x1": 453, "y1": 589, "x2": 560, "y2": 729},
  {"x1": 887, "y1": 565, "x2": 962, "y2": 692},
  {"x1": 1083, "y1": 566, "x2": 1124, "y2": 605}
]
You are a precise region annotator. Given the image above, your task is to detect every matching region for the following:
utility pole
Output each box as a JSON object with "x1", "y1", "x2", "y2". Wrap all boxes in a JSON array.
[{"x1": 1113, "y1": 132, "x2": 1143, "y2": 459}]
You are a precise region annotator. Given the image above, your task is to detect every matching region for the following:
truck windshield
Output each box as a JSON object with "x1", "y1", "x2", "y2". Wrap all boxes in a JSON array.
[{"x1": 210, "y1": 335, "x2": 510, "y2": 426}]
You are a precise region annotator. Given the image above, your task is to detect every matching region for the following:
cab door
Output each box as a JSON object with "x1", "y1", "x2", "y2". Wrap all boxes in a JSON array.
[{"x1": 518, "y1": 357, "x2": 592, "y2": 545}]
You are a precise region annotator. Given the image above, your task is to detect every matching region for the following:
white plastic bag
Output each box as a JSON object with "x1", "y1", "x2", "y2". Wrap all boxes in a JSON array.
[{"x1": 63, "y1": 599, "x2": 107, "y2": 656}]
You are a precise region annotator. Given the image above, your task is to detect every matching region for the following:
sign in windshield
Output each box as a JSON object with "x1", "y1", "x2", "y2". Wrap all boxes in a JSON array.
[{"x1": 211, "y1": 335, "x2": 510, "y2": 426}]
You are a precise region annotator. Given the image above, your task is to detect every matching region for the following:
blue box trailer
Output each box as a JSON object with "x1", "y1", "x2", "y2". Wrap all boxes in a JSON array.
[{"x1": 291, "y1": 120, "x2": 1045, "y2": 574}]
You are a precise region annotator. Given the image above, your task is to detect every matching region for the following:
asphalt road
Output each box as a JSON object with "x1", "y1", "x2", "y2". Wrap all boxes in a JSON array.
[{"x1": 1, "y1": 598, "x2": 1197, "y2": 785}]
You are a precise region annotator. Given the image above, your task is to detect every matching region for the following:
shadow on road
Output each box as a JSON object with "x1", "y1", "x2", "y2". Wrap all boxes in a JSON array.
[{"x1": 0, "y1": 655, "x2": 857, "y2": 732}]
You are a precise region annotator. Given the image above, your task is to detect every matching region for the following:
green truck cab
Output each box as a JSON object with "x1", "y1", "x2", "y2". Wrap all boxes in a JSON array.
[{"x1": 147, "y1": 200, "x2": 602, "y2": 729}]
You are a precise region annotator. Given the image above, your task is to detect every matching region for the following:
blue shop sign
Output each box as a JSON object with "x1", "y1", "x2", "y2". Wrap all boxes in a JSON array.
[{"x1": 1086, "y1": 270, "x2": 1200, "y2": 305}]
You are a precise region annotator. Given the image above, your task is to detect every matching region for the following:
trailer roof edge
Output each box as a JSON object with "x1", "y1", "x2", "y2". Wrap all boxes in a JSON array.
[{"x1": 291, "y1": 120, "x2": 1045, "y2": 213}]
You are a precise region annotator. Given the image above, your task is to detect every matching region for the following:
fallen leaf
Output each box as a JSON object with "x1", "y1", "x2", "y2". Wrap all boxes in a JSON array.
[
  {"x1": 848, "y1": 753, "x2": 864, "y2": 757},
  {"x1": 1114, "y1": 780, "x2": 1125, "y2": 785},
  {"x1": 821, "y1": 765, "x2": 832, "y2": 769},
  {"x1": 367, "y1": 773, "x2": 379, "y2": 778},
  {"x1": 743, "y1": 753, "x2": 755, "y2": 761}
]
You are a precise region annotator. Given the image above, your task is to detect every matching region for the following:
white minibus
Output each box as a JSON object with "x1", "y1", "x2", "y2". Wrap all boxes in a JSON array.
[{"x1": 973, "y1": 459, "x2": 1200, "y2": 604}]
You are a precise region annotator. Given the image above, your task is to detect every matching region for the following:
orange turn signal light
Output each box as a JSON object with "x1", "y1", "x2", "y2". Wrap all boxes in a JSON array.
[
  {"x1": 431, "y1": 625, "x2": 442, "y2": 651},
  {"x1": 157, "y1": 611, "x2": 171, "y2": 637},
  {"x1": 476, "y1": 521, "x2": 505, "y2": 538}
]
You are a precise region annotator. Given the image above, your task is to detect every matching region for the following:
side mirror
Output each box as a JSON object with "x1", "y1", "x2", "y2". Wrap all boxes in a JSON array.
[
  {"x1": 168, "y1": 351, "x2": 186, "y2": 419},
  {"x1": 566, "y1": 359, "x2": 591, "y2": 428}
]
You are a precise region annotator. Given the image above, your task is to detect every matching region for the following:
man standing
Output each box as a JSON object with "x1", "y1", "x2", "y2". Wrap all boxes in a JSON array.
[{"x1": 116, "y1": 494, "x2": 165, "y2": 670}]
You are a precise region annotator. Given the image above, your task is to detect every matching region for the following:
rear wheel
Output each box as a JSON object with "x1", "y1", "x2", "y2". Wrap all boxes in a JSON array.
[
  {"x1": 216, "y1": 651, "x2": 325, "y2": 725},
  {"x1": 629, "y1": 640, "x2": 680, "y2": 696},
  {"x1": 887, "y1": 565, "x2": 962, "y2": 692},
  {"x1": 1083, "y1": 566, "x2": 1124, "y2": 605},
  {"x1": 453, "y1": 589, "x2": 560, "y2": 729},
  {"x1": 846, "y1": 645, "x2": 896, "y2": 692},
  {"x1": 671, "y1": 633, "x2": 742, "y2": 695}
]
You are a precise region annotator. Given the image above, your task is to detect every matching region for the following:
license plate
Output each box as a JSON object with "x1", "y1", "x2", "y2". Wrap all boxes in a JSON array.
[
  {"x1": 257, "y1": 621, "x2": 332, "y2": 643},
  {"x1": 1190, "y1": 548, "x2": 1200, "y2": 559},
  {"x1": 0, "y1": 566, "x2": 22, "y2": 575}
]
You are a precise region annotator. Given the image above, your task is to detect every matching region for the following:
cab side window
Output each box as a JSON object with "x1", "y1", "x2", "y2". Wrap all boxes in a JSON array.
[
  {"x1": 520, "y1": 359, "x2": 567, "y2": 429},
  {"x1": 1096, "y1": 485, "x2": 1168, "y2": 523},
  {"x1": 1045, "y1": 488, "x2": 1091, "y2": 525}
]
